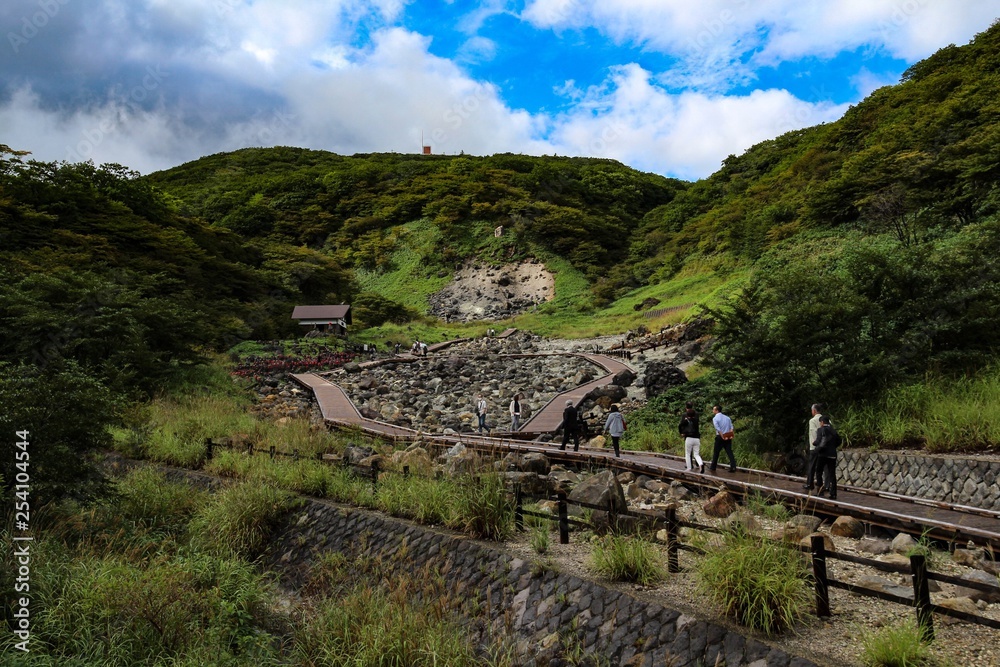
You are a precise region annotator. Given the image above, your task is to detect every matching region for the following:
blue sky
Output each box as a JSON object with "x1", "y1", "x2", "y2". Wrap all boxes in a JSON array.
[{"x1": 1, "y1": 1, "x2": 996, "y2": 179}]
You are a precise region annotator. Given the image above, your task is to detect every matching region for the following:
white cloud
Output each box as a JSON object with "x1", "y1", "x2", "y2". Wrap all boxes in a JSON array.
[
  {"x1": 521, "y1": 0, "x2": 998, "y2": 89},
  {"x1": 546, "y1": 64, "x2": 848, "y2": 180}
]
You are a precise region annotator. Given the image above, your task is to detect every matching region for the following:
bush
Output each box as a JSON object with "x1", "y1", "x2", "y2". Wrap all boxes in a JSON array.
[
  {"x1": 860, "y1": 618, "x2": 932, "y2": 666},
  {"x1": 188, "y1": 481, "x2": 295, "y2": 559},
  {"x1": 696, "y1": 529, "x2": 811, "y2": 635},
  {"x1": 589, "y1": 534, "x2": 665, "y2": 585}
]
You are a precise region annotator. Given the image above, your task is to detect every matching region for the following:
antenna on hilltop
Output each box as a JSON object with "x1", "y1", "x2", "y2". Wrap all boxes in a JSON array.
[{"x1": 421, "y1": 131, "x2": 431, "y2": 155}]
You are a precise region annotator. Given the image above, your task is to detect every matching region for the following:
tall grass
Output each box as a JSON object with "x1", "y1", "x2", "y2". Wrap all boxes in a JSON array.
[
  {"x1": 860, "y1": 618, "x2": 932, "y2": 666},
  {"x1": 188, "y1": 480, "x2": 296, "y2": 560},
  {"x1": 842, "y1": 368, "x2": 1000, "y2": 452},
  {"x1": 451, "y1": 472, "x2": 514, "y2": 541},
  {"x1": 696, "y1": 528, "x2": 811, "y2": 636},
  {"x1": 589, "y1": 534, "x2": 666, "y2": 585}
]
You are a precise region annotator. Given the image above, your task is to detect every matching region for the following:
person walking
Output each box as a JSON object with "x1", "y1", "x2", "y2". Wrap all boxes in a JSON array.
[
  {"x1": 813, "y1": 415, "x2": 840, "y2": 499},
  {"x1": 509, "y1": 393, "x2": 522, "y2": 431},
  {"x1": 803, "y1": 403, "x2": 827, "y2": 491},
  {"x1": 604, "y1": 405, "x2": 626, "y2": 458},
  {"x1": 710, "y1": 404, "x2": 737, "y2": 472},
  {"x1": 560, "y1": 400, "x2": 581, "y2": 451},
  {"x1": 678, "y1": 403, "x2": 705, "y2": 473},
  {"x1": 475, "y1": 394, "x2": 488, "y2": 434}
]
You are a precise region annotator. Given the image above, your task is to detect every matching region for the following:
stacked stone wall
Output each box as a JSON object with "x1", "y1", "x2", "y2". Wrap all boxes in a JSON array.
[
  {"x1": 263, "y1": 497, "x2": 816, "y2": 667},
  {"x1": 838, "y1": 451, "x2": 1000, "y2": 510}
]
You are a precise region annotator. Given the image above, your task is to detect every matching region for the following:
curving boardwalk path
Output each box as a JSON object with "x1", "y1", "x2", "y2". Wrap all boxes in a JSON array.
[{"x1": 290, "y1": 356, "x2": 1000, "y2": 551}]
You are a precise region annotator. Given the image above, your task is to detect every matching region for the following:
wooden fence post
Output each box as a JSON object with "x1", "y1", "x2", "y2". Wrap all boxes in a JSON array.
[
  {"x1": 371, "y1": 460, "x2": 380, "y2": 494},
  {"x1": 205, "y1": 438, "x2": 213, "y2": 461},
  {"x1": 557, "y1": 491, "x2": 569, "y2": 545},
  {"x1": 293, "y1": 449, "x2": 298, "y2": 461},
  {"x1": 665, "y1": 505, "x2": 679, "y2": 574},
  {"x1": 403, "y1": 465, "x2": 410, "y2": 478},
  {"x1": 269, "y1": 445, "x2": 276, "y2": 460},
  {"x1": 514, "y1": 484, "x2": 524, "y2": 532},
  {"x1": 910, "y1": 553, "x2": 934, "y2": 640},
  {"x1": 811, "y1": 534, "x2": 831, "y2": 618}
]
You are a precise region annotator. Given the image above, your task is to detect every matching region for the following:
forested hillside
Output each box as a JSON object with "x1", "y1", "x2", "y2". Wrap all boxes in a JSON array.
[{"x1": 147, "y1": 150, "x2": 684, "y2": 306}]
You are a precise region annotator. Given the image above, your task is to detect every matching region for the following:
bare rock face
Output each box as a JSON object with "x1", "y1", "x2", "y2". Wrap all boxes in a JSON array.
[{"x1": 428, "y1": 259, "x2": 554, "y2": 322}]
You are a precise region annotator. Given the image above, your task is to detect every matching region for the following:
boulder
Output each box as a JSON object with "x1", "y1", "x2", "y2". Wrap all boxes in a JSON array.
[
  {"x1": 568, "y1": 469, "x2": 628, "y2": 516},
  {"x1": 800, "y1": 532, "x2": 836, "y2": 552},
  {"x1": 891, "y1": 533, "x2": 918, "y2": 555},
  {"x1": 951, "y1": 548, "x2": 984, "y2": 568},
  {"x1": 703, "y1": 490, "x2": 738, "y2": 518},
  {"x1": 954, "y1": 570, "x2": 1000, "y2": 603},
  {"x1": 392, "y1": 446, "x2": 433, "y2": 475},
  {"x1": 935, "y1": 597, "x2": 979, "y2": 625},
  {"x1": 830, "y1": 516, "x2": 865, "y2": 539},
  {"x1": 519, "y1": 452, "x2": 551, "y2": 475},
  {"x1": 643, "y1": 480, "x2": 671, "y2": 494},
  {"x1": 668, "y1": 481, "x2": 693, "y2": 501},
  {"x1": 643, "y1": 361, "x2": 688, "y2": 399},
  {"x1": 611, "y1": 368, "x2": 637, "y2": 388},
  {"x1": 858, "y1": 537, "x2": 892, "y2": 555},
  {"x1": 787, "y1": 514, "x2": 823, "y2": 534},
  {"x1": 343, "y1": 445, "x2": 376, "y2": 465},
  {"x1": 586, "y1": 384, "x2": 628, "y2": 402},
  {"x1": 857, "y1": 575, "x2": 912, "y2": 600},
  {"x1": 505, "y1": 471, "x2": 549, "y2": 496},
  {"x1": 343, "y1": 362, "x2": 362, "y2": 374}
]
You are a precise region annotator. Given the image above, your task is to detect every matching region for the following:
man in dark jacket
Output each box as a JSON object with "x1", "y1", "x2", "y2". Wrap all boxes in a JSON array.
[
  {"x1": 813, "y1": 415, "x2": 840, "y2": 499},
  {"x1": 560, "y1": 400, "x2": 580, "y2": 451}
]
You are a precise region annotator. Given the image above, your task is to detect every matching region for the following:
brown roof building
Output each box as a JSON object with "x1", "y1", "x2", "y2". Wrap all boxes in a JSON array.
[{"x1": 291, "y1": 305, "x2": 352, "y2": 335}]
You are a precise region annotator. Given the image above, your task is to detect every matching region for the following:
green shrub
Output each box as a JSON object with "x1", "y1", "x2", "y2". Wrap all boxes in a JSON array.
[
  {"x1": 451, "y1": 472, "x2": 513, "y2": 541},
  {"x1": 188, "y1": 481, "x2": 295, "y2": 559},
  {"x1": 589, "y1": 534, "x2": 665, "y2": 585},
  {"x1": 860, "y1": 618, "x2": 932, "y2": 666},
  {"x1": 696, "y1": 529, "x2": 810, "y2": 635}
]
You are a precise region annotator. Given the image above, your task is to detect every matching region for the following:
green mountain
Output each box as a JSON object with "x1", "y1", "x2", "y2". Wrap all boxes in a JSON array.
[{"x1": 4, "y1": 19, "x2": 1000, "y2": 496}]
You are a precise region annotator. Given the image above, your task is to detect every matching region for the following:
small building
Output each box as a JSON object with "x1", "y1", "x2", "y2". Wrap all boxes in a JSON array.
[{"x1": 291, "y1": 305, "x2": 352, "y2": 336}]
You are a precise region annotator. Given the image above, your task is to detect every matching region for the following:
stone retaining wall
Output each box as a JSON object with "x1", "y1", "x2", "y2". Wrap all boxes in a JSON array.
[
  {"x1": 838, "y1": 450, "x2": 1000, "y2": 510},
  {"x1": 263, "y1": 497, "x2": 816, "y2": 667}
]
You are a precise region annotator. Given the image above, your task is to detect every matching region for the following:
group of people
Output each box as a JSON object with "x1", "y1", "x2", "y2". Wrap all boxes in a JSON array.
[
  {"x1": 410, "y1": 340, "x2": 429, "y2": 356},
  {"x1": 473, "y1": 393, "x2": 839, "y2": 492},
  {"x1": 677, "y1": 403, "x2": 738, "y2": 474}
]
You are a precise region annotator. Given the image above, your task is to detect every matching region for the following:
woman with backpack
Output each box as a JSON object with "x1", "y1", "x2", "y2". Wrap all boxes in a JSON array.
[{"x1": 813, "y1": 415, "x2": 841, "y2": 499}]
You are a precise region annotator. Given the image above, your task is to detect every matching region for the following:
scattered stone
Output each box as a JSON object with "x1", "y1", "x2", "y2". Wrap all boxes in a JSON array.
[
  {"x1": 830, "y1": 516, "x2": 864, "y2": 539},
  {"x1": 642, "y1": 361, "x2": 688, "y2": 399},
  {"x1": 568, "y1": 469, "x2": 628, "y2": 516},
  {"x1": 935, "y1": 597, "x2": 979, "y2": 625},
  {"x1": 891, "y1": 533, "x2": 918, "y2": 555},
  {"x1": 952, "y1": 548, "x2": 984, "y2": 567},
  {"x1": 800, "y1": 532, "x2": 836, "y2": 552},
  {"x1": 519, "y1": 452, "x2": 551, "y2": 475},
  {"x1": 858, "y1": 537, "x2": 892, "y2": 555},
  {"x1": 724, "y1": 511, "x2": 761, "y2": 534},
  {"x1": 703, "y1": 490, "x2": 738, "y2": 518},
  {"x1": 787, "y1": 514, "x2": 823, "y2": 533},
  {"x1": 955, "y1": 570, "x2": 1000, "y2": 603}
]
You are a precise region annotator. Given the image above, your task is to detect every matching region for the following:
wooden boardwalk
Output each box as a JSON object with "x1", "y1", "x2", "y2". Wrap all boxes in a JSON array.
[
  {"x1": 518, "y1": 352, "x2": 635, "y2": 433},
  {"x1": 289, "y1": 369, "x2": 1000, "y2": 550}
]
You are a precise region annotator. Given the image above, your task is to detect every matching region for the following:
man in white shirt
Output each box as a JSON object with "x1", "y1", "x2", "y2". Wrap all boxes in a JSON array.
[
  {"x1": 804, "y1": 403, "x2": 827, "y2": 491},
  {"x1": 475, "y1": 395, "x2": 488, "y2": 434},
  {"x1": 710, "y1": 405, "x2": 737, "y2": 473}
]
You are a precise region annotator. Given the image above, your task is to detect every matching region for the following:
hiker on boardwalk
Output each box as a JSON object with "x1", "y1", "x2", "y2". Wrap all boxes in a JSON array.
[
  {"x1": 678, "y1": 403, "x2": 705, "y2": 473},
  {"x1": 475, "y1": 394, "x2": 488, "y2": 434},
  {"x1": 509, "y1": 393, "x2": 523, "y2": 431},
  {"x1": 603, "y1": 405, "x2": 626, "y2": 458},
  {"x1": 560, "y1": 400, "x2": 581, "y2": 451},
  {"x1": 813, "y1": 415, "x2": 840, "y2": 499},
  {"x1": 803, "y1": 403, "x2": 828, "y2": 492},
  {"x1": 710, "y1": 404, "x2": 737, "y2": 473}
]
